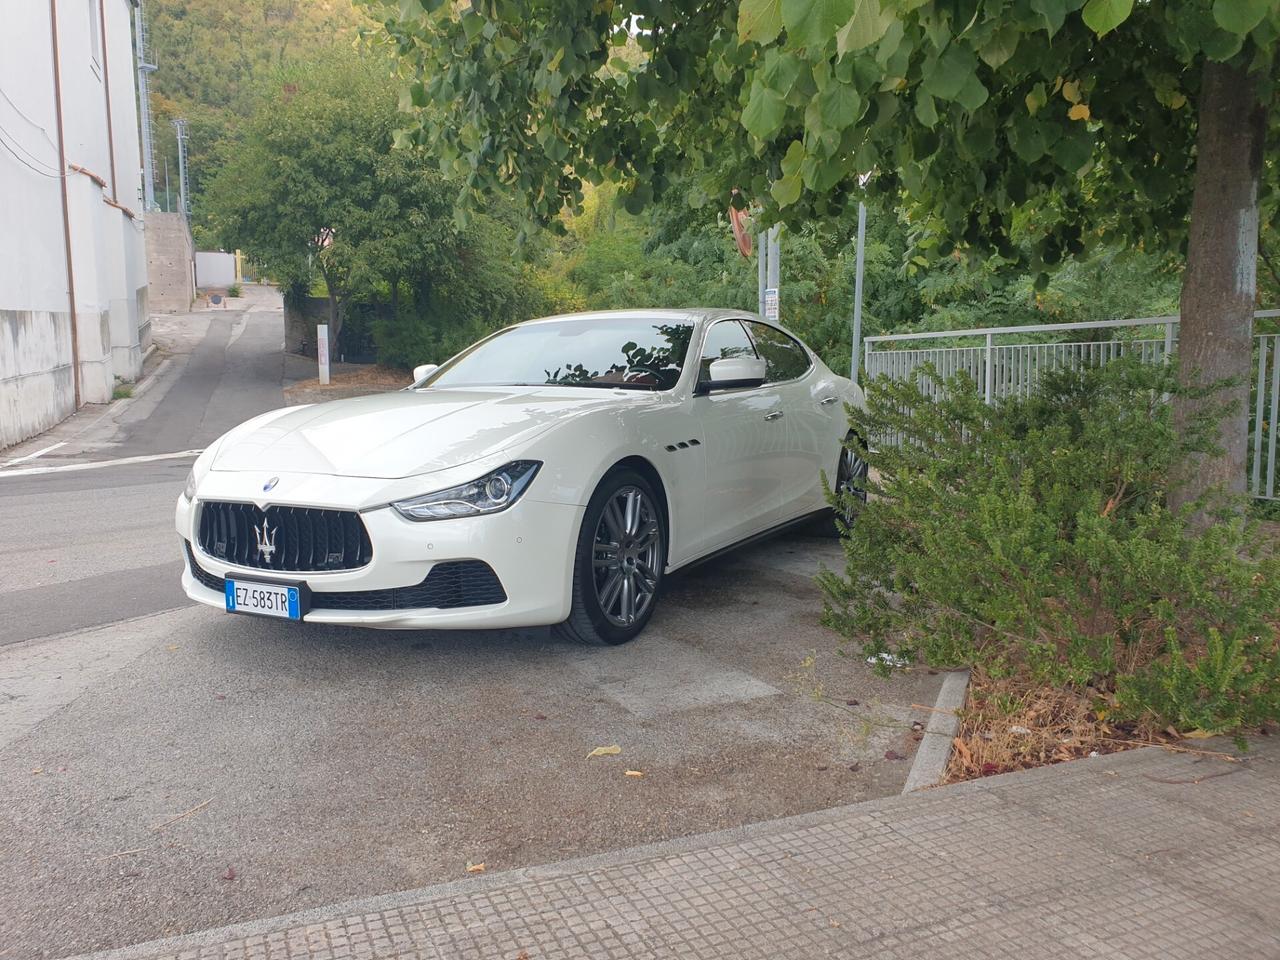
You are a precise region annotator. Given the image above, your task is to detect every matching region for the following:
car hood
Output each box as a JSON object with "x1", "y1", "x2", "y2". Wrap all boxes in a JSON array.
[{"x1": 209, "y1": 387, "x2": 639, "y2": 479}]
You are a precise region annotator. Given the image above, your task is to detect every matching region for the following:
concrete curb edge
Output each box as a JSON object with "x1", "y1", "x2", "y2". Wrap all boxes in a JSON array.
[{"x1": 902, "y1": 668, "x2": 970, "y2": 793}]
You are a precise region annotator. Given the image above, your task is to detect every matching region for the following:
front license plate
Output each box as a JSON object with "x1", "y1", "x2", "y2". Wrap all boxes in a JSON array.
[{"x1": 224, "y1": 579, "x2": 302, "y2": 620}]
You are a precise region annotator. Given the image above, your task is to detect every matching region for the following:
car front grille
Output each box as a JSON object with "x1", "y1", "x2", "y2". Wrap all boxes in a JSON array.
[
  {"x1": 184, "y1": 542, "x2": 506, "y2": 612},
  {"x1": 196, "y1": 501, "x2": 373, "y2": 572}
]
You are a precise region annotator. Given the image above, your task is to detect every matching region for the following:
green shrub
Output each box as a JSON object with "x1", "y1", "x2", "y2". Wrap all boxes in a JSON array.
[
  {"x1": 227, "y1": 283, "x2": 243, "y2": 298},
  {"x1": 818, "y1": 358, "x2": 1280, "y2": 736}
]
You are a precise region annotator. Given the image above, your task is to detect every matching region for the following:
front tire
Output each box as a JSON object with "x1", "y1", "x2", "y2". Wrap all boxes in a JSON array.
[
  {"x1": 822, "y1": 432, "x2": 869, "y2": 537},
  {"x1": 554, "y1": 469, "x2": 666, "y2": 646}
]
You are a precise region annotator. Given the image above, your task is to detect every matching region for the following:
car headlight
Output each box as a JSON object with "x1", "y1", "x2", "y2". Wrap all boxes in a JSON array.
[
  {"x1": 392, "y1": 460, "x2": 541, "y2": 521},
  {"x1": 183, "y1": 469, "x2": 197, "y2": 501}
]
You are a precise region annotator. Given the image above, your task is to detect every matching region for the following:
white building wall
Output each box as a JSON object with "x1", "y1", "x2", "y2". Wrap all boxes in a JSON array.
[
  {"x1": 0, "y1": 0, "x2": 147, "y2": 449},
  {"x1": 195, "y1": 251, "x2": 238, "y2": 289}
]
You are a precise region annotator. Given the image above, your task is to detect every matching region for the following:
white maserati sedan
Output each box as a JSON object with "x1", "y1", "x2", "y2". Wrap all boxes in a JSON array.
[{"x1": 177, "y1": 309, "x2": 866, "y2": 645}]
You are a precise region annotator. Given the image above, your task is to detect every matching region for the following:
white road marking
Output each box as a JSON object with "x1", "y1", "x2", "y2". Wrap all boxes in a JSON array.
[
  {"x1": 0, "y1": 448, "x2": 203, "y2": 478},
  {"x1": 1, "y1": 441, "x2": 67, "y2": 467}
]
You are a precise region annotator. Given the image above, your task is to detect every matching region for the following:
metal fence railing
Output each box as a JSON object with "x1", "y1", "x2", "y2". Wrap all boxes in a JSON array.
[{"x1": 862, "y1": 310, "x2": 1280, "y2": 501}]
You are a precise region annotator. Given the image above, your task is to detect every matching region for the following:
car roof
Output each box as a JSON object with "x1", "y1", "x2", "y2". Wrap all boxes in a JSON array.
[
  {"x1": 517, "y1": 308, "x2": 748, "y2": 326},
  {"x1": 514, "y1": 309, "x2": 811, "y2": 352}
]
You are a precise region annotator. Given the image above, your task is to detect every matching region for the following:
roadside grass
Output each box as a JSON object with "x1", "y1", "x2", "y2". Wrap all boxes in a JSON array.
[
  {"x1": 112, "y1": 383, "x2": 133, "y2": 400},
  {"x1": 945, "y1": 671, "x2": 1155, "y2": 783}
]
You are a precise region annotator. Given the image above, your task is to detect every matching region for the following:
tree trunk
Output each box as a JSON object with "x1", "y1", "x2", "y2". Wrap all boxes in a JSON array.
[
  {"x1": 322, "y1": 274, "x2": 344, "y2": 344},
  {"x1": 1169, "y1": 59, "x2": 1265, "y2": 516}
]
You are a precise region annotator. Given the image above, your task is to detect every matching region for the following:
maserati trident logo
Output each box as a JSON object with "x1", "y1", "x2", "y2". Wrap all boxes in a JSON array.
[
  {"x1": 254, "y1": 519, "x2": 278, "y2": 562},
  {"x1": 263, "y1": 477, "x2": 280, "y2": 492}
]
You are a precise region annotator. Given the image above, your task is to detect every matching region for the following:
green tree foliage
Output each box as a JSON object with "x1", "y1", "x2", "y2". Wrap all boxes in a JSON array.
[
  {"x1": 540, "y1": 183, "x2": 1180, "y2": 374},
  {"x1": 146, "y1": 0, "x2": 369, "y2": 210},
  {"x1": 365, "y1": 0, "x2": 1274, "y2": 257},
  {"x1": 366, "y1": 0, "x2": 1279, "y2": 507},
  {"x1": 819, "y1": 359, "x2": 1280, "y2": 735},
  {"x1": 201, "y1": 46, "x2": 546, "y2": 364}
]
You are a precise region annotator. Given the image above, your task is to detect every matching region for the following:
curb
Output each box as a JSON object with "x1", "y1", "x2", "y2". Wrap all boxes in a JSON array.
[{"x1": 902, "y1": 668, "x2": 970, "y2": 793}]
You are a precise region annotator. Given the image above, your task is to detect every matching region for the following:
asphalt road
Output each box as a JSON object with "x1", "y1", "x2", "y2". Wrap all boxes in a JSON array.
[
  {"x1": 0, "y1": 293, "x2": 286, "y2": 646},
  {"x1": 0, "y1": 291, "x2": 941, "y2": 959}
]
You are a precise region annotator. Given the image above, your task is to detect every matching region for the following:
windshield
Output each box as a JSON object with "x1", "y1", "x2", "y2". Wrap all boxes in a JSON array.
[{"x1": 422, "y1": 318, "x2": 695, "y2": 391}]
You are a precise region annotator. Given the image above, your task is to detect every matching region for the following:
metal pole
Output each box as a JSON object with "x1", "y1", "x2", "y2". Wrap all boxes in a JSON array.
[
  {"x1": 850, "y1": 201, "x2": 867, "y2": 383},
  {"x1": 757, "y1": 231, "x2": 766, "y2": 314},
  {"x1": 766, "y1": 224, "x2": 780, "y2": 292},
  {"x1": 163, "y1": 156, "x2": 169, "y2": 212},
  {"x1": 984, "y1": 333, "x2": 995, "y2": 403},
  {"x1": 172, "y1": 118, "x2": 189, "y2": 220}
]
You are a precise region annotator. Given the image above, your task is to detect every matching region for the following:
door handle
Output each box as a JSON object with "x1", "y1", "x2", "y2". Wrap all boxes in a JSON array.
[
  {"x1": 763, "y1": 411, "x2": 784, "y2": 421},
  {"x1": 819, "y1": 396, "x2": 839, "y2": 405}
]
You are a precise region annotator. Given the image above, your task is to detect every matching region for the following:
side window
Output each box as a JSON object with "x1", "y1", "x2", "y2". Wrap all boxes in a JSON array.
[
  {"x1": 698, "y1": 320, "x2": 756, "y2": 380},
  {"x1": 745, "y1": 321, "x2": 810, "y2": 382}
]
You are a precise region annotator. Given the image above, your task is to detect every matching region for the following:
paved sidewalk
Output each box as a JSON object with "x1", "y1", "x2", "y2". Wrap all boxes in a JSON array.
[{"x1": 72, "y1": 739, "x2": 1279, "y2": 960}]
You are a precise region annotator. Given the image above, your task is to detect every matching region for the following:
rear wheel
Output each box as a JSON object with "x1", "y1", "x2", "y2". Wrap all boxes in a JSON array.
[{"x1": 554, "y1": 469, "x2": 666, "y2": 646}]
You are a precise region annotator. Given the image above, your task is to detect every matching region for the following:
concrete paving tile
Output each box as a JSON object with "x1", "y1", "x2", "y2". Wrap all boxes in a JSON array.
[{"x1": 58, "y1": 739, "x2": 1280, "y2": 960}]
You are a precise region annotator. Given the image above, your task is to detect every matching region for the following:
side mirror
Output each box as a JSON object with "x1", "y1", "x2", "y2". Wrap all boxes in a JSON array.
[
  {"x1": 697, "y1": 356, "x2": 767, "y2": 394},
  {"x1": 412, "y1": 363, "x2": 439, "y2": 384}
]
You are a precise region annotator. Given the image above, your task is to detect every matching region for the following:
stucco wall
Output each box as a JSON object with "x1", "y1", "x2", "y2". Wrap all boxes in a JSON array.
[
  {"x1": 0, "y1": 310, "x2": 76, "y2": 449},
  {"x1": 146, "y1": 213, "x2": 195, "y2": 313},
  {"x1": 0, "y1": 0, "x2": 147, "y2": 448},
  {"x1": 284, "y1": 296, "x2": 333, "y2": 357}
]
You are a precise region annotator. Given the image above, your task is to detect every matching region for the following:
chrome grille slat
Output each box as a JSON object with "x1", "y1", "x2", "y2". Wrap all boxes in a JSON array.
[{"x1": 195, "y1": 501, "x2": 372, "y2": 572}]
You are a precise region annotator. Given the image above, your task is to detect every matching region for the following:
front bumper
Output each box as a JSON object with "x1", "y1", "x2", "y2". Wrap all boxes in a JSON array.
[{"x1": 176, "y1": 492, "x2": 583, "y2": 630}]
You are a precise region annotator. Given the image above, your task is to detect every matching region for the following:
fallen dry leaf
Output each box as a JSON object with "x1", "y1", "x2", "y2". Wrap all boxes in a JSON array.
[
  {"x1": 586, "y1": 745, "x2": 621, "y2": 759},
  {"x1": 952, "y1": 737, "x2": 972, "y2": 765},
  {"x1": 624, "y1": 770, "x2": 645, "y2": 778},
  {"x1": 883, "y1": 750, "x2": 905, "y2": 761},
  {"x1": 221, "y1": 866, "x2": 236, "y2": 881},
  {"x1": 466, "y1": 861, "x2": 486, "y2": 874}
]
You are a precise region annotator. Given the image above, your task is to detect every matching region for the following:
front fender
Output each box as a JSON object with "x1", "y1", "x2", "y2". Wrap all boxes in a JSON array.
[{"x1": 519, "y1": 399, "x2": 703, "y2": 567}]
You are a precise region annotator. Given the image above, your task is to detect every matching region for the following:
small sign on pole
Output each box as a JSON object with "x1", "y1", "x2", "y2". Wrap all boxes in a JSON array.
[
  {"x1": 764, "y1": 287, "x2": 779, "y2": 322},
  {"x1": 317, "y1": 324, "x2": 330, "y2": 385}
]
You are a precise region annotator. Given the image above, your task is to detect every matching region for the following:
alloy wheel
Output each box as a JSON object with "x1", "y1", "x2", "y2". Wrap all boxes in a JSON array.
[
  {"x1": 591, "y1": 485, "x2": 662, "y2": 627},
  {"x1": 836, "y1": 442, "x2": 869, "y2": 506}
]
